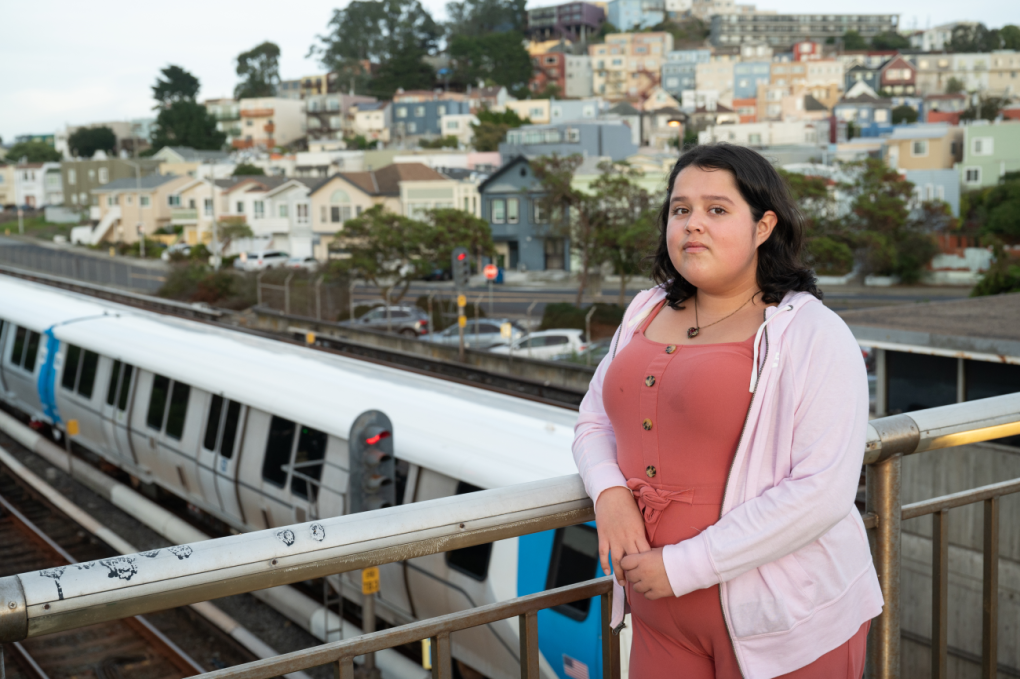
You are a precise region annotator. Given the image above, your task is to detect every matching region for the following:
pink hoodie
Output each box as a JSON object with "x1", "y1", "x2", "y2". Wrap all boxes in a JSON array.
[{"x1": 573, "y1": 286, "x2": 883, "y2": 679}]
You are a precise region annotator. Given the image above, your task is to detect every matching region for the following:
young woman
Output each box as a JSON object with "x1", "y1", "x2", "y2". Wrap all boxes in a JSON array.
[{"x1": 573, "y1": 144, "x2": 882, "y2": 679}]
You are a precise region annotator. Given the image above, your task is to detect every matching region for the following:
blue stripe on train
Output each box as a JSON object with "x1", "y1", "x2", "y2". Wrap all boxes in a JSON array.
[{"x1": 37, "y1": 328, "x2": 61, "y2": 424}]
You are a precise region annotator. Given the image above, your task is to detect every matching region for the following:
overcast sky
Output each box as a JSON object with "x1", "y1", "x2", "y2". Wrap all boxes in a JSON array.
[{"x1": 1, "y1": 0, "x2": 1014, "y2": 143}]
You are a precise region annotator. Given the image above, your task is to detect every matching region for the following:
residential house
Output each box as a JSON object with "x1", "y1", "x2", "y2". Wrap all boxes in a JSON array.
[
  {"x1": 604, "y1": 102, "x2": 643, "y2": 146},
  {"x1": 911, "y1": 51, "x2": 1020, "y2": 96},
  {"x1": 589, "y1": 32, "x2": 674, "y2": 101},
  {"x1": 987, "y1": 52, "x2": 1020, "y2": 95},
  {"x1": 550, "y1": 98, "x2": 606, "y2": 124},
  {"x1": 792, "y1": 41, "x2": 822, "y2": 61},
  {"x1": 151, "y1": 146, "x2": 233, "y2": 179},
  {"x1": 736, "y1": 61, "x2": 772, "y2": 99},
  {"x1": 642, "y1": 86, "x2": 681, "y2": 112},
  {"x1": 505, "y1": 99, "x2": 552, "y2": 125},
  {"x1": 565, "y1": 56, "x2": 594, "y2": 98},
  {"x1": 236, "y1": 97, "x2": 306, "y2": 150},
  {"x1": 14, "y1": 162, "x2": 62, "y2": 208},
  {"x1": 661, "y1": 50, "x2": 711, "y2": 98},
  {"x1": 466, "y1": 86, "x2": 513, "y2": 112},
  {"x1": 306, "y1": 94, "x2": 377, "y2": 142},
  {"x1": 207, "y1": 176, "x2": 324, "y2": 257},
  {"x1": 878, "y1": 56, "x2": 916, "y2": 96},
  {"x1": 349, "y1": 102, "x2": 391, "y2": 144},
  {"x1": 908, "y1": 22, "x2": 974, "y2": 52},
  {"x1": 0, "y1": 165, "x2": 15, "y2": 206},
  {"x1": 804, "y1": 83, "x2": 841, "y2": 111},
  {"x1": 958, "y1": 121, "x2": 1020, "y2": 190},
  {"x1": 732, "y1": 97, "x2": 757, "y2": 123},
  {"x1": 844, "y1": 63, "x2": 883, "y2": 95},
  {"x1": 167, "y1": 177, "x2": 237, "y2": 247},
  {"x1": 923, "y1": 94, "x2": 968, "y2": 124},
  {"x1": 833, "y1": 93, "x2": 893, "y2": 137},
  {"x1": 89, "y1": 174, "x2": 192, "y2": 244},
  {"x1": 392, "y1": 99, "x2": 472, "y2": 143},
  {"x1": 695, "y1": 57, "x2": 736, "y2": 106},
  {"x1": 698, "y1": 120, "x2": 824, "y2": 147},
  {"x1": 805, "y1": 60, "x2": 844, "y2": 88},
  {"x1": 608, "y1": 0, "x2": 665, "y2": 31},
  {"x1": 478, "y1": 156, "x2": 568, "y2": 272},
  {"x1": 526, "y1": 1, "x2": 605, "y2": 41},
  {"x1": 686, "y1": 103, "x2": 740, "y2": 133},
  {"x1": 531, "y1": 52, "x2": 566, "y2": 96},
  {"x1": 883, "y1": 124, "x2": 963, "y2": 171},
  {"x1": 204, "y1": 99, "x2": 242, "y2": 148},
  {"x1": 439, "y1": 114, "x2": 479, "y2": 147},
  {"x1": 500, "y1": 121, "x2": 638, "y2": 161},
  {"x1": 643, "y1": 107, "x2": 687, "y2": 149},
  {"x1": 61, "y1": 157, "x2": 161, "y2": 210},
  {"x1": 294, "y1": 150, "x2": 366, "y2": 178}
]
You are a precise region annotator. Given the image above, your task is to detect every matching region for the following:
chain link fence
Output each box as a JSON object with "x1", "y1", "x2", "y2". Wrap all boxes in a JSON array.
[{"x1": 0, "y1": 241, "x2": 167, "y2": 293}]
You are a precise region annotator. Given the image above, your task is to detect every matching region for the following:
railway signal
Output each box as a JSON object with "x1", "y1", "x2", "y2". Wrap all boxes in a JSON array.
[
  {"x1": 348, "y1": 411, "x2": 396, "y2": 514},
  {"x1": 452, "y1": 247, "x2": 470, "y2": 291}
]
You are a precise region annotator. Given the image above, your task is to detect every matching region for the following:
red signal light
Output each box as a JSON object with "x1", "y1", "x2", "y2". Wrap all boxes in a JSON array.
[
  {"x1": 457, "y1": 252, "x2": 467, "y2": 260},
  {"x1": 366, "y1": 431, "x2": 391, "y2": 445}
]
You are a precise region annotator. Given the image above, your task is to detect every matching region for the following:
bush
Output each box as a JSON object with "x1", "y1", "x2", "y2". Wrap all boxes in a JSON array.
[
  {"x1": 971, "y1": 264, "x2": 1020, "y2": 296},
  {"x1": 539, "y1": 303, "x2": 624, "y2": 340},
  {"x1": 805, "y1": 237, "x2": 854, "y2": 276},
  {"x1": 158, "y1": 263, "x2": 257, "y2": 309}
]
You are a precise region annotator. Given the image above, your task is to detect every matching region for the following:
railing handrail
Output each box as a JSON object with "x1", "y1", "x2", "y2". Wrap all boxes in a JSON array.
[{"x1": 0, "y1": 391, "x2": 1017, "y2": 660}]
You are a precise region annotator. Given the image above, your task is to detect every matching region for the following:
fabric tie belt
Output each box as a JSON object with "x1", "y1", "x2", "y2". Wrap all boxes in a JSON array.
[{"x1": 627, "y1": 479, "x2": 696, "y2": 543}]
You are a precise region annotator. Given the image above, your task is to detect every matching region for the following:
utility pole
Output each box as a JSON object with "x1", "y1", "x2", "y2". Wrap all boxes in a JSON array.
[
  {"x1": 123, "y1": 160, "x2": 144, "y2": 258},
  {"x1": 452, "y1": 247, "x2": 469, "y2": 361},
  {"x1": 209, "y1": 163, "x2": 220, "y2": 269}
]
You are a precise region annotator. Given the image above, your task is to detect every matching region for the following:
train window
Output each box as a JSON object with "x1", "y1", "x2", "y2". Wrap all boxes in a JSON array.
[
  {"x1": 445, "y1": 482, "x2": 493, "y2": 581},
  {"x1": 204, "y1": 395, "x2": 224, "y2": 451},
  {"x1": 23, "y1": 331, "x2": 40, "y2": 373},
  {"x1": 77, "y1": 351, "x2": 99, "y2": 399},
  {"x1": 546, "y1": 525, "x2": 600, "y2": 620},
  {"x1": 290, "y1": 426, "x2": 327, "y2": 500},
  {"x1": 9, "y1": 327, "x2": 40, "y2": 373},
  {"x1": 395, "y1": 459, "x2": 410, "y2": 505},
  {"x1": 263, "y1": 416, "x2": 296, "y2": 488},
  {"x1": 165, "y1": 382, "x2": 191, "y2": 440},
  {"x1": 117, "y1": 365, "x2": 133, "y2": 411},
  {"x1": 106, "y1": 360, "x2": 122, "y2": 406},
  {"x1": 62, "y1": 345, "x2": 82, "y2": 390},
  {"x1": 147, "y1": 375, "x2": 171, "y2": 430},
  {"x1": 11, "y1": 327, "x2": 26, "y2": 366},
  {"x1": 219, "y1": 400, "x2": 242, "y2": 459}
]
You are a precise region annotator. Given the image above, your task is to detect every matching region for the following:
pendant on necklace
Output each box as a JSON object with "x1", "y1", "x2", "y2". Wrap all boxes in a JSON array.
[{"x1": 687, "y1": 327, "x2": 700, "y2": 339}]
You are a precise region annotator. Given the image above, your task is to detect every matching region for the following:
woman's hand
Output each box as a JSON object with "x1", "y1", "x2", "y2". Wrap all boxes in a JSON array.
[
  {"x1": 620, "y1": 548, "x2": 672, "y2": 600},
  {"x1": 595, "y1": 487, "x2": 650, "y2": 585}
]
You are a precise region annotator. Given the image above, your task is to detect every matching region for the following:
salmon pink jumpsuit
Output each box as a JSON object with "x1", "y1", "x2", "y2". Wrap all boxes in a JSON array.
[{"x1": 602, "y1": 301, "x2": 868, "y2": 678}]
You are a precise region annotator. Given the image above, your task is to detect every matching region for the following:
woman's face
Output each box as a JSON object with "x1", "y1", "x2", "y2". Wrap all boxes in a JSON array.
[{"x1": 665, "y1": 165, "x2": 776, "y2": 294}]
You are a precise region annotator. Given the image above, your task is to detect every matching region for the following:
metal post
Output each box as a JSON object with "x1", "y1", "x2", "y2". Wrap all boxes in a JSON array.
[
  {"x1": 349, "y1": 279, "x2": 358, "y2": 321},
  {"x1": 526, "y1": 300, "x2": 538, "y2": 333},
  {"x1": 385, "y1": 289, "x2": 392, "y2": 333},
  {"x1": 866, "y1": 454, "x2": 901, "y2": 679},
  {"x1": 982, "y1": 497, "x2": 999, "y2": 679},
  {"x1": 932, "y1": 509, "x2": 949, "y2": 679},
  {"x1": 136, "y1": 164, "x2": 144, "y2": 259},
  {"x1": 475, "y1": 294, "x2": 483, "y2": 331},
  {"x1": 488, "y1": 280, "x2": 493, "y2": 316},
  {"x1": 363, "y1": 585, "x2": 378, "y2": 677},
  {"x1": 585, "y1": 306, "x2": 596, "y2": 367},
  {"x1": 284, "y1": 273, "x2": 294, "y2": 315},
  {"x1": 956, "y1": 358, "x2": 967, "y2": 404},
  {"x1": 315, "y1": 275, "x2": 324, "y2": 321},
  {"x1": 457, "y1": 294, "x2": 466, "y2": 362},
  {"x1": 519, "y1": 610, "x2": 539, "y2": 678},
  {"x1": 427, "y1": 292, "x2": 435, "y2": 340},
  {"x1": 17, "y1": 208, "x2": 23, "y2": 235},
  {"x1": 257, "y1": 271, "x2": 265, "y2": 307},
  {"x1": 875, "y1": 349, "x2": 888, "y2": 417}
]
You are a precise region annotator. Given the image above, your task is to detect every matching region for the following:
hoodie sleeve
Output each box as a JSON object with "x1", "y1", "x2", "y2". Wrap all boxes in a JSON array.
[
  {"x1": 661, "y1": 302, "x2": 870, "y2": 597},
  {"x1": 572, "y1": 290, "x2": 658, "y2": 506}
]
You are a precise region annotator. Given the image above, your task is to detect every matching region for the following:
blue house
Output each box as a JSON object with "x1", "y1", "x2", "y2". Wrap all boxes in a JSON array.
[
  {"x1": 391, "y1": 100, "x2": 471, "y2": 140},
  {"x1": 661, "y1": 50, "x2": 711, "y2": 98},
  {"x1": 499, "y1": 121, "x2": 637, "y2": 163},
  {"x1": 833, "y1": 94, "x2": 893, "y2": 138},
  {"x1": 477, "y1": 156, "x2": 569, "y2": 273},
  {"x1": 607, "y1": 0, "x2": 664, "y2": 31},
  {"x1": 733, "y1": 62, "x2": 771, "y2": 99}
]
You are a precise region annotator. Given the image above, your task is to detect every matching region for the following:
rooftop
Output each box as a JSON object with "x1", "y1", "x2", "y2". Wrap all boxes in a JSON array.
[
  {"x1": 158, "y1": 146, "x2": 230, "y2": 162},
  {"x1": 324, "y1": 163, "x2": 448, "y2": 197},
  {"x1": 91, "y1": 174, "x2": 182, "y2": 193},
  {"x1": 888, "y1": 123, "x2": 957, "y2": 140}
]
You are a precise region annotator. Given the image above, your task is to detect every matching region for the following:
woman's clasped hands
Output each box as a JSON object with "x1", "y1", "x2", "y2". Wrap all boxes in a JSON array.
[{"x1": 595, "y1": 486, "x2": 675, "y2": 600}]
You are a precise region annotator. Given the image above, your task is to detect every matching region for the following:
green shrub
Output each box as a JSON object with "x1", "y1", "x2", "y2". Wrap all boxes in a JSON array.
[
  {"x1": 972, "y1": 264, "x2": 1020, "y2": 296},
  {"x1": 540, "y1": 302, "x2": 624, "y2": 340},
  {"x1": 805, "y1": 237, "x2": 855, "y2": 276}
]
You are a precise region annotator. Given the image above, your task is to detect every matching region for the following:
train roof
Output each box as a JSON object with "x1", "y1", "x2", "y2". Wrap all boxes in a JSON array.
[{"x1": 1, "y1": 275, "x2": 579, "y2": 490}]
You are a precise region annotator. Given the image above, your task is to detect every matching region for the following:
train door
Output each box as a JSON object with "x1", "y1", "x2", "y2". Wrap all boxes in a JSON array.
[
  {"x1": 134, "y1": 371, "x2": 201, "y2": 499},
  {"x1": 0, "y1": 320, "x2": 9, "y2": 395},
  {"x1": 101, "y1": 360, "x2": 137, "y2": 466},
  {"x1": 3, "y1": 325, "x2": 43, "y2": 417},
  {"x1": 53, "y1": 344, "x2": 104, "y2": 453},
  {"x1": 198, "y1": 394, "x2": 246, "y2": 523}
]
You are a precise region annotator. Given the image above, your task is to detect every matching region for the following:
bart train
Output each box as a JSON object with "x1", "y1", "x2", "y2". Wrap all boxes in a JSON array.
[{"x1": 0, "y1": 274, "x2": 611, "y2": 679}]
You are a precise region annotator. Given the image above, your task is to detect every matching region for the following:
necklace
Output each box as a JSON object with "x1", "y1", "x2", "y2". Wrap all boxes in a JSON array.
[{"x1": 688, "y1": 292, "x2": 757, "y2": 339}]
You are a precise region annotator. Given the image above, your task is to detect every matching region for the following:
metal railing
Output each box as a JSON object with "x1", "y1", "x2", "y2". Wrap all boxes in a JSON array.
[{"x1": 0, "y1": 394, "x2": 1018, "y2": 679}]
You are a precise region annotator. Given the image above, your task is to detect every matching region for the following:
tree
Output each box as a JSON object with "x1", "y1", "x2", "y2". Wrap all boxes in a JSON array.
[
  {"x1": 310, "y1": 0, "x2": 442, "y2": 95},
  {"x1": 152, "y1": 65, "x2": 200, "y2": 106},
  {"x1": 532, "y1": 154, "x2": 604, "y2": 304},
  {"x1": 5, "y1": 140, "x2": 61, "y2": 163},
  {"x1": 945, "y1": 77, "x2": 965, "y2": 94},
  {"x1": 448, "y1": 31, "x2": 533, "y2": 97},
  {"x1": 891, "y1": 105, "x2": 918, "y2": 125},
  {"x1": 331, "y1": 206, "x2": 434, "y2": 303},
  {"x1": 470, "y1": 107, "x2": 529, "y2": 152},
  {"x1": 368, "y1": 45, "x2": 437, "y2": 98},
  {"x1": 423, "y1": 208, "x2": 495, "y2": 269},
  {"x1": 842, "y1": 30, "x2": 868, "y2": 50},
  {"x1": 1002, "y1": 25, "x2": 1020, "y2": 50},
  {"x1": 948, "y1": 23, "x2": 1002, "y2": 52},
  {"x1": 960, "y1": 96, "x2": 1007, "y2": 123},
  {"x1": 150, "y1": 101, "x2": 227, "y2": 151},
  {"x1": 68, "y1": 126, "x2": 117, "y2": 158},
  {"x1": 419, "y1": 135, "x2": 459, "y2": 149},
  {"x1": 871, "y1": 31, "x2": 910, "y2": 50},
  {"x1": 531, "y1": 82, "x2": 562, "y2": 100},
  {"x1": 235, "y1": 42, "x2": 282, "y2": 100},
  {"x1": 344, "y1": 134, "x2": 378, "y2": 150},
  {"x1": 445, "y1": 0, "x2": 526, "y2": 35},
  {"x1": 977, "y1": 178, "x2": 1020, "y2": 240},
  {"x1": 590, "y1": 162, "x2": 659, "y2": 304},
  {"x1": 781, "y1": 170, "x2": 853, "y2": 275},
  {"x1": 233, "y1": 163, "x2": 265, "y2": 175}
]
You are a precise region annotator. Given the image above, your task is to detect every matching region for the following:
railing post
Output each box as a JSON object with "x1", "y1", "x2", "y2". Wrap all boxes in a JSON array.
[
  {"x1": 257, "y1": 271, "x2": 265, "y2": 307},
  {"x1": 333, "y1": 656, "x2": 354, "y2": 679},
  {"x1": 982, "y1": 497, "x2": 999, "y2": 679},
  {"x1": 601, "y1": 590, "x2": 621, "y2": 679},
  {"x1": 519, "y1": 610, "x2": 539, "y2": 678},
  {"x1": 430, "y1": 632, "x2": 452, "y2": 679},
  {"x1": 284, "y1": 273, "x2": 294, "y2": 315},
  {"x1": 932, "y1": 509, "x2": 949, "y2": 679},
  {"x1": 867, "y1": 454, "x2": 902, "y2": 679}
]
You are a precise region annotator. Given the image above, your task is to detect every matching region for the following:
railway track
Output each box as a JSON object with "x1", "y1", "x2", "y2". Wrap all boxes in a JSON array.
[{"x1": 0, "y1": 468, "x2": 256, "y2": 679}]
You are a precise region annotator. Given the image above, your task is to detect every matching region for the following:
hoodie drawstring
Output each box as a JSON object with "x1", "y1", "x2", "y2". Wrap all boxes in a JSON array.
[{"x1": 749, "y1": 304, "x2": 794, "y2": 393}]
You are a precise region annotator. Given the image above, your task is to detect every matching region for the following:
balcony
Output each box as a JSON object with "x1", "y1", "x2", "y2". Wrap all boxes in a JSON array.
[
  {"x1": 240, "y1": 108, "x2": 274, "y2": 118},
  {"x1": 170, "y1": 208, "x2": 198, "y2": 225}
]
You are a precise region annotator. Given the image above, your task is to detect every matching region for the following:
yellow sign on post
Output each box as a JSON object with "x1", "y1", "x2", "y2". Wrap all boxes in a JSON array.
[
  {"x1": 457, "y1": 294, "x2": 466, "y2": 308},
  {"x1": 66, "y1": 420, "x2": 80, "y2": 437},
  {"x1": 422, "y1": 638, "x2": 432, "y2": 670},
  {"x1": 458, "y1": 316, "x2": 467, "y2": 328},
  {"x1": 500, "y1": 322, "x2": 513, "y2": 339},
  {"x1": 305, "y1": 331, "x2": 316, "y2": 345},
  {"x1": 362, "y1": 566, "x2": 380, "y2": 594}
]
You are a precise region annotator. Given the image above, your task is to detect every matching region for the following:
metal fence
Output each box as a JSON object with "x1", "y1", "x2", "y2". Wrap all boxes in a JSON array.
[
  {"x1": 0, "y1": 242, "x2": 166, "y2": 293},
  {"x1": 256, "y1": 272, "x2": 351, "y2": 322},
  {"x1": 0, "y1": 395, "x2": 1018, "y2": 679}
]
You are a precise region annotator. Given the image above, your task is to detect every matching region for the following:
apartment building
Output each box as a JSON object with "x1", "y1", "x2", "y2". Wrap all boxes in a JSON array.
[
  {"x1": 695, "y1": 57, "x2": 736, "y2": 106},
  {"x1": 500, "y1": 121, "x2": 638, "y2": 161},
  {"x1": 589, "y1": 32, "x2": 674, "y2": 101},
  {"x1": 526, "y1": 1, "x2": 605, "y2": 41},
  {"x1": 392, "y1": 100, "x2": 471, "y2": 143},
  {"x1": 710, "y1": 13, "x2": 899, "y2": 49},
  {"x1": 530, "y1": 52, "x2": 566, "y2": 96},
  {"x1": 735, "y1": 62, "x2": 771, "y2": 98},
  {"x1": 608, "y1": 0, "x2": 665, "y2": 31},
  {"x1": 833, "y1": 93, "x2": 893, "y2": 137},
  {"x1": 505, "y1": 99, "x2": 552, "y2": 125},
  {"x1": 908, "y1": 22, "x2": 975, "y2": 52},
  {"x1": 911, "y1": 51, "x2": 1020, "y2": 96},
  {"x1": 959, "y1": 121, "x2": 1020, "y2": 190},
  {"x1": 204, "y1": 99, "x2": 242, "y2": 147},
  {"x1": 235, "y1": 97, "x2": 306, "y2": 150},
  {"x1": 61, "y1": 157, "x2": 161, "y2": 208},
  {"x1": 14, "y1": 163, "x2": 62, "y2": 208},
  {"x1": 698, "y1": 120, "x2": 825, "y2": 146},
  {"x1": 806, "y1": 60, "x2": 844, "y2": 88},
  {"x1": 90, "y1": 174, "x2": 192, "y2": 244},
  {"x1": 661, "y1": 50, "x2": 711, "y2": 98},
  {"x1": 306, "y1": 93, "x2": 377, "y2": 142},
  {"x1": 565, "y1": 56, "x2": 594, "y2": 98},
  {"x1": 349, "y1": 102, "x2": 391, "y2": 144},
  {"x1": 883, "y1": 124, "x2": 963, "y2": 171}
]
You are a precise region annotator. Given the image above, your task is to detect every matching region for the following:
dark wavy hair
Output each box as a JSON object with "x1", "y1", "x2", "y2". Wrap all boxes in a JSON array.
[{"x1": 651, "y1": 143, "x2": 821, "y2": 308}]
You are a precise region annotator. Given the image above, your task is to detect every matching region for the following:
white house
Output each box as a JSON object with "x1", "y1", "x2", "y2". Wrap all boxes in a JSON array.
[
  {"x1": 14, "y1": 162, "x2": 62, "y2": 208},
  {"x1": 439, "y1": 114, "x2": 479, "y2": 147}
]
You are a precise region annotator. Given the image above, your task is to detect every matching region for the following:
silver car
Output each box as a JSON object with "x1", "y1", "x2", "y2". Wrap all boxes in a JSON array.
[
  {"x1": 342, "y1": 305, "x2": 431, "y2": 337},
  {"x1": 235, "y1": 250, "x2": 290, "y2": 272},
  {"x1": 424, "y1": 319, "x2": 526, "y2": 350}
]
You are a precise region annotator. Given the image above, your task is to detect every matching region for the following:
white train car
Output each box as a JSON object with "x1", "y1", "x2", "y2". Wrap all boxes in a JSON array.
[{"x1": 0, "y1": 275, "x2": 608, "y2": 679}]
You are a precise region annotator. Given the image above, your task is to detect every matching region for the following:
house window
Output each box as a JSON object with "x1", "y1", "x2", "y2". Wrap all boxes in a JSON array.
[
  {"x1": 407, "y1": 122, "x2": 417, "y2": 134},
  {"x1": 88, "y1": 169, "x2": 96, "y2": 181},
  {"x1": 236, "y1": 201, "x2": 244, "y2": 213},
  {"x1": 98, "y1": 168, "x2": 109, "y2": 184},
  {"x1": 437, "y1": 105, "x2": 446, "y2": 116},
  {"x1": 964, "y1": 167, "x2": 981, "y2": 183},
  {"x1": 396, "y1": 107, "x2": 408, "y2": 118},
  {"x1": 414, "y1": 106, "x2": 425, "y2": 117},
  {"x1": 533, "y1": 201, "x2": 547, "y2": 223},
  {"x1": 203, "y1": 198, "x2": 212, "y2": 216},
  {"x1": 168, "y1": 195, "x2": 180, "y2": 207},
  {"x1": 491, "y1": 199, "x2": 506, "y2": 223},
  {"x1": 329, "y1": 116, "x2": 342, "y2": 128},
  {"x1": 566, "y1": 128, "x2": 580, "y2": 143},
  {"x1": 141, "y1": 195, "x2": 151, "y2": 208},
  {"x1": 937, "y1": 186, "x2": 945, "y2": 201},
  {"x1": 327, "y1": 98, "x2": 340, "y2": 111},
  {"x1": 279, "y1": 204, "x2": 289, "y2": 218},
  {"x1": 911, "y1": 140, "x2": 928, "y2": 156},
  {"x1": 254, "y1": 201, "x2": 265, "y2": 219},
  {"x1": 321, "y1": 206, "x2": 328, "y2": 223},
  {"x1": 68, "y1": 169, "x2": 76, "y2": 185},
  {"x1": 296, "y1": 204, "x2": 309, "y2": 223},
  {"x1": 748, "y1": 133, "x2": 762, "y2": 144},
  {"x1": 107, "y1": 196, "x2": 117, "y2": 206},
  {"x1": 446, "y1": 121, "x2": 459, "y2": 130},
  {"x1": 507, "y1": 198, "x2": 519, "y2": 224},
  {"x1": 972, "y1": 137, "x2": 993, "y2": 155}
]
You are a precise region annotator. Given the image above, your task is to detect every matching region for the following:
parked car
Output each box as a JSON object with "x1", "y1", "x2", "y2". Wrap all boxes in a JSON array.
[
  {"x1": 286, "y1": 256, "x2": 320, "y2": 272},
  {"x1": 489, "y1": 329, "x2": 588, "y2": 361},
  {"x1": 235, "y1": 250, "x2": 290, "y2": 272},
  {"x1": 160, "y1": 243, "x2": 192, "y2": 261},
  {"x1": 341, "y1": 305, "x2": 430, "y2": 337},
  {"x1": 420, "y1": 267, "x2": 452, "y2": 281},
  {"x1": 554, "y1": 337, "x2": 613, "y2": 365},
  {"x1": 423, "y1": 318, "x2": 526, "y2": 350}
]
